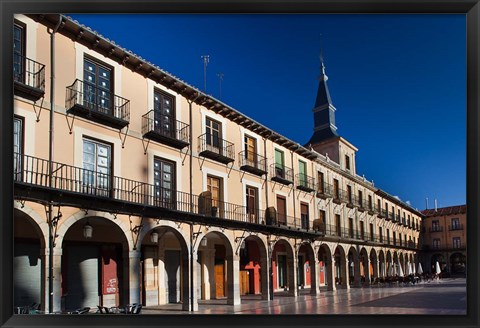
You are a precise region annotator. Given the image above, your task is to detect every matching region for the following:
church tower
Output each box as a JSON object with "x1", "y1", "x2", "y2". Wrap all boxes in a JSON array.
[{"x1": 306, "y1": 54, "x2": 358, "y2": 175}]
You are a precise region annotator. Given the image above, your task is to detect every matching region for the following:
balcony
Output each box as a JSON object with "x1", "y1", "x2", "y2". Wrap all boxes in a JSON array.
[
  {"x1": 429, "y1": 226, "x2": 443, "y2": 233},
  {"x1": 332, "y1": 190, "x2": 342, "y2": 204},
  {"x1": 198, "y1": 134, "x2": 235, "y2": 164},
  {"x1": 367, "y1": 204, "x2": 376, "y2": 215},
  {"x1": 270, "y1": 164, "x2": 293, "y2": 185},
  {"x1": 141, "y1": 110, "x2": 189, "y2": 149},
  {"x1": 449, "y1": 224, "x2": 464, "y2": 231},
  {"x1": 239, "y1": 151, "x2": 267, "y2": 176},
  {"x1": 13, "y1": 54, "x2": 45, "y2": 101},
  {"x1": 355, "y1": 197, "x2": 367, "y2": 212},
  {"x1": 65, "y1": 79, "x2": 130, "y2": 129},
  {"x1": 295, "y1": 173, "x2": 315, "y2": 193},
  {"x1": 316, "y1": 182, "x2": 333, "y2": 199},
  {"x1": 345, "y1": 191, "x2": 355, "y2": 208}
]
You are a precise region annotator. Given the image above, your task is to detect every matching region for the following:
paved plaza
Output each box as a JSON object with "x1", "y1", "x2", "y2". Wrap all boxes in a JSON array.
[{"x1": 142, "y1": 277, "x2": 467, "y2": 315}]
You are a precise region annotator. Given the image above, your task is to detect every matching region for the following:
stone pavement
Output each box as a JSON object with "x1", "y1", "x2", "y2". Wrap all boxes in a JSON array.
[{"x1": 142, "y1": 277, "x2": 466, "y2": 315}]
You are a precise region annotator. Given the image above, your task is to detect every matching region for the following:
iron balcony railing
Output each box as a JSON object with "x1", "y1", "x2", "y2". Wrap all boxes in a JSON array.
[
  {"x1": 332, "y1": 188, "x2": 343, "y2": 204},
  {"x1": 65, "y1": 79, "x2": 130, "y2": 129},
  {"x1": 13, "y1": 54, "x2": 46, "y2": 92},
  {"x1": 449, "y1": 224, "x2": 464, "y2": 231},
  {"x1": 13, "y1": 54, "x2": 46, "y2": 101},
  {"x1": 377, "y1": 208, "x2": 386, "y2": 218},
  {"x1": 270, "y1": 163, "x2": 294, "y2": 185},
  {"x1": 342, "y1": 190, "x2": 354, "y2": 207},
  {"x1": 429, "y1": 226, "x2": 443, "y2": 232},
  {"x1": 367, "y1": 203, "x2": 376, "y2": 215},
  {"x1": 238, "y1": 150, "x2": 267, "y2": 176},
  {"x1": 355, "y1": 196, "x2": 367, "y2": 211},
  {"x1": 197, "y1": 133, "x2": 235, "y2": 164},
  {"x1": 316, "y1": 182, "x2": 333, "y2": 199},
  {"x1": 295, "y1": 173, "x2": 315, "y2": 192},
  {"x1": 141, "y1": 110, "x2": 189, "y2": 149},
  {"x1": 14, "y1": 153, "x2": 265, "y2": 224}
]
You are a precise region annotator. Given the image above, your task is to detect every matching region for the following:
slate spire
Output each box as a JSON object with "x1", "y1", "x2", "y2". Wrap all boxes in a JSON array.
[{"x1": 306, "y1": 53, "x2": 339, "y2": 146}]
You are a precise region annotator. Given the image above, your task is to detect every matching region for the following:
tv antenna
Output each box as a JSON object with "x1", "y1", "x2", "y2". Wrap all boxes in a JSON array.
[{"x1": 201, "y1": 55, "x2": 210, "y2": 92}]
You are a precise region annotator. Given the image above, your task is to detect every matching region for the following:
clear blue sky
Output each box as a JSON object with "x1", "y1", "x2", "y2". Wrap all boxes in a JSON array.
[{"x1": 68, "y1": 14, "x2": 466, "y2": 210}]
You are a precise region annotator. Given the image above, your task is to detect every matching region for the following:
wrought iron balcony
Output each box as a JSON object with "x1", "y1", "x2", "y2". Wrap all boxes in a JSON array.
[
  {"x1": 198, "y1": 133, "x2": 235, "y2": 164},
  {"x1": 429, "y1": 226, "x2": 443, "y2": 233},
  {"x1": 316, "y1": 182, "x2": 333, "y2": 199},
  {"x1": 377, "y1": 208, "x2": 386, "y2": 218},
  {"x1": 270, "y1": 164, "x2": 293, "y2": 185},
  {"x1": 239, "y1": 151, "x2": 267, "y2": 176},
  {"x1": 449, "y1": 224, "x2": 464, "y2": 231},
  {"x1": 142, "y1": 110, "x2": 189, "y2": 149},
  {"x1": 332, "y1": 189, "x2": 342, "y2": 204},
  {"x1": 13, "y1": 54, "x2": 45, "y2": 101},
  {"x1": 65, "y1": 79, "x2": 130, "y2": 129},
  {"x1": 295, "y1": 173, "x2": 315, "y2": 193},
  {"x1": 367, "y1": 204, "x2": 376, "y2": 215},
  {"x1": 355, "y1": 197, "x2": 367, "y2": 212}
]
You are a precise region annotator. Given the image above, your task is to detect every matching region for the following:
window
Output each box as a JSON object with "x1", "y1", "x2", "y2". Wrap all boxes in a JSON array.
[
  {"x1": 317, "y1": 171, "x2": 324, "y2": 193},
  {"x1": 393, "y1": 232, "x2": 396, "y2": 245},
  {"x1": 347, "y1": 185, "x2": 353, "y2": 204},
  {"x1": 404, "y1": 234, "x2": 407, "y2": 246},
  {"x1": 14, "y1": 117, "x2": 23, "y2": 180},
  {"x1": 432, "y1": 220, "x2": 440, "y2": 232},
  {"x1": 358, "y1": 190, "x2": 363, "y2": 208},
  {"x1": 318, "y1": 210, "x2": 326, "y2": 232},
  {"x1": 244, "y1": 135, "x2": 257, "y2": 164},
  {"x1": 274, "y1": 149, "x2": 285, "y2": 177},
  {"x1": 13, "y1": 22, "x2": 25, "y2": 83},
  {"x1": 298, "y1": 160, "x2": 307, "y2": 187},
  {"x1": 368, "y1": 195, "x2": 373, "y2": 210},
  {"x1": 82, "y1": 138, "x2": 111, "y2": 196},
  {"x1": 300, "y1": 203, "x2": 309, "y2": 230},
  {"x1": 359, "y1": 221, "x2": 365, "y2": 239},
  {"x1": 453, "y1": 237, "x2": 461, "y2": 249},
  {"x1": 246, "y1": 186, "x2": 258, "y2": 223},
  {"x1": 451, "y1": 218, "x2": 460, "y2": 230},
  {"x1": 398, "y1": 233, "x2": 402, "y2": 246},
  {"x1": 153, "y1": 89, "x2": 175, "y2": 138},
  {"x1": 83, "y1": 56, "x2": 113, "y2": 114},
  {"x1": 377, "y1": 199, "x2": 381, "y2": 213},
  {"x1": 335, "y1": 214, "x2": 341, "y2": 237},
  {"x1": 207, "y1": 175, "x2": 223, "y2": 216},
  {"x1": 276, "y1": 195, "x2": 287, "y2": 225},
  {"x1": 379, "y1": 227, "x2": 383, "y2": 242},
  {"x1": 345, "y1": 154, "x2": 350, "y2": 170},
  {"x1": 348, "y1": 218, "x2": 354, "y2": 238},
  {"x1": 433, "y1": 239, "x2": 440, "y2": 249},
  {"x1": 154, "y1": 157, "x2": 176, "y2": 208},
  {"x1": 205, "y1": 117, "x2": 222, "y2": 149},
  {"x1": 397, "y1": 209, "x2": 401, "y2": 222},
  {"x1": 369, "y1": 223, "x2": 374, "y2": 241},
  {"x1": 385, "y1": 202, "x2": 389, "y2": 218},
  {"x1": 386, "y1": 229, "x2": 390, "y2": 244},
  {"x1": 333, "y1": 179, "x2": 339, "y2": 199}
]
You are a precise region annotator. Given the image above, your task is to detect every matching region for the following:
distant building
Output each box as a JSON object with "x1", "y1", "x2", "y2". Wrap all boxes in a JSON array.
[{"x1": 421, "y1": 205, "x2": 467, "y2": 276}]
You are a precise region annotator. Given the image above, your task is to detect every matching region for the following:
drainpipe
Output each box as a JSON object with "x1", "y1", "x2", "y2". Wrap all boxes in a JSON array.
[
  {"x1": 290, "y1": 148, "x2": 297, "y2": 228},
  {"x1": 47, "y1": 16, "x2": 63, "y2": 314},
  {"x1": 188, "y1": 92, "x2": 201, "y2": 312}
]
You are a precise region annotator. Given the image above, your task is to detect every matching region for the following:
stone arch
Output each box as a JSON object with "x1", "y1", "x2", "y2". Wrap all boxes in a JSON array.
[
  {"x1": 240, "y1": 234, "x2": 269, "y2": 299},
  {"x1": 297, "y1": 242, "x2": 316, "y2": 294},
  {"x1": 347, "y1": 246, "x2": 360, "y2": 287},
  {"x1": 271, "y1": 238, "x2": 296, "y2": 295},
  {"x1": 333, "y1": 245, "x2": 347, "y2": 288},
  {"x1": 56, "y1": 210, "x2": 133, "y2": 251},
  {"x1": 138, "y1": 219, "x2": 190, "y2": 249},
  {"x1": 318, "y1": 243, "x2": 334, "y2": 290},
  {"x1": 14, "y1": 202, "x2": 49, "y2": 249},
  {"x1": 358, "y1": 247, "x2": 370, "y2": 285}
]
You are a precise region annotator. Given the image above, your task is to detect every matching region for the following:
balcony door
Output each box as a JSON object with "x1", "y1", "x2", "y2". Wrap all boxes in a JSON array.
[
  {"x1": 13, "y1": 117, "x2": 23, "y2": 181},
  {"x1": 83, "y1": 57, "x2": 112, "y2": 115},
  {"x1": 205, "y1": 117, "x2": 222, "y2": 153},
  {"x1": 299, "y1": 161, "x2": 307, "y2": 187},
  {"x1": 207, "y1": 175, "x2": 223, "y2": 217},
  {"x1": 244, "y1": 135, "x2": 257, "y2": 166},
  {"x1": 300, "y1": 203, "x2": 309, "y2": 230},
  {"x1": 154, "y1": 90, "x2": 175, "y2": 139},
  {"x1": 276, "y1": 196, "x2": 287, "y2": 225},
  {"x1": 246, "y1": 186, "x2": 258, "y2": 223},
  {"x1": 154, "y1": 157, "x2": 176, "y2": 209},
  {"x1": 274, "y1": 149, "x2": 285, "y2": 178},
  {"x1": 13, "y1": 22, "x2": 25, "y2": 84},
  {"x1": 82, "y1": 138, "x2": 111, "y2": 196}
]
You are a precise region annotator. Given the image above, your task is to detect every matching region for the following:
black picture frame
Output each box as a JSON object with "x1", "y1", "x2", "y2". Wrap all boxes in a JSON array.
[{"x1": 1, "y1": 1, "x2": 478, "y2": 328}]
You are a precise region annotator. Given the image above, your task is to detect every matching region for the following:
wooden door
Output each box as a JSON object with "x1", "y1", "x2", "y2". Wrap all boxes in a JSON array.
[
  {"x1": 239, "y1": 270, "x2": 249, "y2": 295},
  {"x1": 215, "y1": 263, "x2": 225, "y2": 298},
  {"x1": 246, "y1": 186, "x2": 258, "y2": 223},
  {"x1": 276, "y1": 196, "x2": 286, "y2": 225}
]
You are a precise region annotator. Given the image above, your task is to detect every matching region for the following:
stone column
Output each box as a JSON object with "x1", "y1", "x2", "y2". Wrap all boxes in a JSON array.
[
  {"x1": 288, "y1": 252, "x2": 298, "y2": 297},
  {"x1": 363, "y1": 258, "x2": 371, "y2": 286},
  {"x1": 157, "y1": 246, "x2": 166, "y2": 305},
  {"x1": 260, "y1": 254, "x2": 270, "y2": 300},
  {"x1": 340, "y1": 258, "x2": 349, "y2": 290},
  {"x1": 201, "y1": 249, "x2": 215, "y2": 300},
  {"x1": 227, "y1": 254, "x2": 241, "y2": 305},
  {"x1": 310, "y1": 254, "x2": 320, "y2": 295},
  {"x1": 45, "y1": 247, "x2": 62, "y2": 313},
  {"x1": 326, "y1": 256, "x2": 335, "y2": 291},
  {"x1": 371, "y1": 259, "x2": 379, "y2": 282},
  {"x1": 128, "y1": 250, "x2": 142, "y2": 305},
  {"x1": 187, "y1": 249, "x2": 198, "y2": 311}
]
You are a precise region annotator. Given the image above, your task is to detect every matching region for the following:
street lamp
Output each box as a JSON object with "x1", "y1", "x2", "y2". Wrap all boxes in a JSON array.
[
  {"x1": 151, "y1": 231, "x2": 159, "y2": 244},
  {"x1": 83, "y1": 221, "x2": 93, "y2": 239}
]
